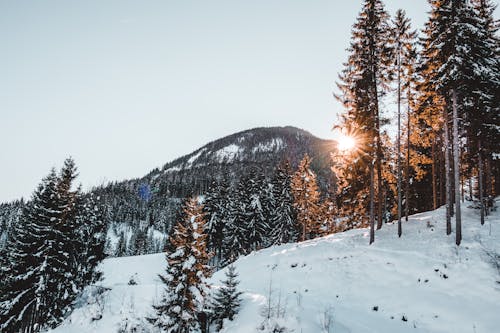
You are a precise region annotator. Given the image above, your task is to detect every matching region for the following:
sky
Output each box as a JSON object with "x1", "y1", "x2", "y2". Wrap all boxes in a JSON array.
[{"x1": 0, "y1": 0, "x2": 492, "y2": 202}]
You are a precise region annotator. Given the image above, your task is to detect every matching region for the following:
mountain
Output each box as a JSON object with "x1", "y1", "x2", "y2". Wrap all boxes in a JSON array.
[
  {"x1": 0, "y1": 126, "x2": 337, "y2": 254},
  {"x1": 147, "y1": 125, "x2": 335, "y2": 195},
  {"x1": 51, "y1": 200, "x2": 500, "y2": 333},
  {"x1": 93, "y1": 126, "x2": 337, "y2": 232}
]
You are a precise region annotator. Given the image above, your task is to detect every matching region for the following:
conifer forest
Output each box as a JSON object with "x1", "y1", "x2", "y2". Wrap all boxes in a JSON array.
[{"x1": 0, "y1": 1, "x2": 499, "y2": 332}]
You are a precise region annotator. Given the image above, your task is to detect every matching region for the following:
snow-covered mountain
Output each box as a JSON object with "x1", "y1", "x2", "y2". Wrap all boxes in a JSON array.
[
  {"x1": 52, "y1": 200, "x2": 500, "y2": 333},
  {"x1": 144, "y1": 125, "x2": 336, "y2": 195},
  {"x1": 88, "y1": 126, "x2": 337, "y2": 241}
]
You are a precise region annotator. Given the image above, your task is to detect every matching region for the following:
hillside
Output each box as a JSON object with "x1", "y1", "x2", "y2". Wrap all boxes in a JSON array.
[
  {"x1": 91, "y1": 126, "x2": 337, "y2": 244},
  {"x1": 52, "y1": 200, "x2": 500, "y2": 333},
  {"x1": 0, "y1": 126, "x2": 337, "y2": 253}
]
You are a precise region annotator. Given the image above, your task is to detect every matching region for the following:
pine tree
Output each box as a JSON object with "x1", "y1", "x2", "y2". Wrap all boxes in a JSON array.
[
  {"x1": 242, "y1": 167, "x2": 270, "y2": 251},
  {"x1": 335, "y1": 0, "x2": 393, "y2": 244},
  {"x1": 149, "y1": 197, "x2": 211, "y2": 333},
  {"x1": 392, "y1": 9, "x2": 418, "y2": 237},
  {"x1": 269, "y1": 161, "x2": 298, "y2": 245},
  {"x1": 210, "y1": 264, "x2": 243, "y2": 331},
  {"x1": 291, "y1": 155, "x2": 322, "y2": 241},
  {"x1": 73, "y1": 193, "x2": 106, "y2": 289},
  {"x1": 0, "y1": 170, "x2": 62, "y2": 332},
  {"x1": 204, "y1": 179, "x2": 230, "y2": 267},
  {"x1": 222, "y1": 182, "x2": 251, "y2": 264}
]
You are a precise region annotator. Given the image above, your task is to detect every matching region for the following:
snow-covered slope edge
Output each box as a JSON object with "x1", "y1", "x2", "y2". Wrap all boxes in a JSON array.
[{"x1": 51, "y1": 201, "x2": 500, "y2": 333}]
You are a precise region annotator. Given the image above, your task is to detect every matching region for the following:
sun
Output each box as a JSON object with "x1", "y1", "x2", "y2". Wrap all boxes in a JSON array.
[{"x1": 337, "y1": 134, "x2": 356, "y2": 152}]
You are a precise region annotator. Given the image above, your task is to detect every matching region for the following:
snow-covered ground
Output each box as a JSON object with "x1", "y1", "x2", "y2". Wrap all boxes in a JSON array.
[{"x1": 51, "y1": 200, "x2": 500, "y2": 333}]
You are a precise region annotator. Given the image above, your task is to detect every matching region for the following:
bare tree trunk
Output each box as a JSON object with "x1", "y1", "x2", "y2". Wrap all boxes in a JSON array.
[
  {"x1": 405, "y1": 102, "x2": 410, "y2": 221},
  {"x1": 452, "y1": 89, "x2": 461, "y2": 246},
  {"x1": 485, "y1": 154, "x2": 492, "y2": 215},
  {"x1": 444, "y1": 108, "x2": 452, "y2": 235},
  {"x1": 440, "y1": 150, "x2": 445, "y2": 207},
  {"x1": 397, "y1": 49, "x2": 402, "y2": 237},
  {"x1": 478, "y1": 140, "x2": 485, "y2": 225},
  {"x1": 376, "y1": 148, "x2": 383, "y2": 230},
  {"x1": 468, "y1": 177, "x2": 472, "y2": 202},
  {"x1": 432, "y1": 142, "x2": 437, "y2": 210},
  {"x1": 370, "y1": 160, "x2": 375, "y2": 244},
  {"x1": 373, "y1": 82, "x2": 383, "y2": 230},
  {"x1": 461, "y1": 176, "x2": 465, "y2": 203}
]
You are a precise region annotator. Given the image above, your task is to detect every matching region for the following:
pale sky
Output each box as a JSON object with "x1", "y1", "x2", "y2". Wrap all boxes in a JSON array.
[{"x1": 0, "y1": 0, "x2": 488, "y2": 202}]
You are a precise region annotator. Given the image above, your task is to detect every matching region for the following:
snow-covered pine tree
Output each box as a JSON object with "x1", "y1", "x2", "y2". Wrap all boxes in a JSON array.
[
  {"x1": 47, "y1": 158, "x2": 86, "y2": 324},
  {"x1": 222, "y1": 168, "x2": 270, "y2": 262},
  {"x1": 291, "y1": 155, "x2": 322, "y2": 241},
  {"x1": 149, "y1": 196, "x2": 211, "y2": 333},
  {"x1": 269, "y1": 161, "x2": 298, "y2": 245},
  {"x1": 242, "y1": 167, "x2": 270, "y2": 251},
  {"x1": 222, "y1": 182, "x2": 250, "y2": 264},
  {"x1": 73, "y1": 193, "x2": 107, "y2": 290},
  {"x1": 204, "y1": 179, "x2": 231, "y2": 267},
  {"x1": 0, "y1": 170, "x2": 61, "y2": 332},
  {"x1": 210, "y1": 264, "x2": 243, "y2": 331}
]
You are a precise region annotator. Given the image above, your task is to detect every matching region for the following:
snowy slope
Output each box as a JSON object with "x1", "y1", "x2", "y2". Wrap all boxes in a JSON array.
[{"x1": 51, "y1": 201, "x2": 500, "y2": 333}]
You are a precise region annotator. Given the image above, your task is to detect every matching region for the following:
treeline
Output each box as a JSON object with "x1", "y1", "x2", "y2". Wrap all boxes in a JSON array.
[
  {"x1": 0, "y1": 158, "x2": 106, "y2": 333},
  {"x1": 203, "y1": 155, "x2": 337, "y2": 268},
  {"x1": 334, "y1": 0, "x2": 499, "y2": 245}
]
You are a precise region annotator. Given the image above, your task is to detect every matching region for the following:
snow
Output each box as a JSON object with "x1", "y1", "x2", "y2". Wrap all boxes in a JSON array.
[
  {"x1": 251, "y1": 138, "x2": 285, "y2": 154},
  {"x1": 50, "y1": 200, "x2": 500, "y2": 333},
  {"x1": 185, "y1": 148, "x2": 207, "y2": 168},
  {"x1": 215, "y1": 144, "x2": 243, "y2": 163},
  {"x1": 165, "y1": 165, "x2": 182, "y2": 173}
]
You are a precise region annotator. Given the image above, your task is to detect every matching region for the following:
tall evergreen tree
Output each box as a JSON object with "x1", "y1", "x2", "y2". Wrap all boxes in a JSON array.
[
  {"x1": 335, "y1": 0, "x2": 393, "y2": 244},
  {"x1": 204, "y1": 179, "x2": 231, "y2": 267},
  {"x1": 222, "y1": 180, "x2": 251, "y2": 263},
  {"x1": 73, "y1": 193, "x2": 107, "y2": 289},
  {"x1": 242, "y1": 167, "x2": 270, "y2": 251},
  {"x1": 149, "y1": 197, "x2": 211, "y2": 333},
  {"x1": 392, "y1": 9, "x2": 418, "y2": 236},
  {"x1": 0, "y1": 170, "x2": 62, "y2": 333},
  {"x1": 269, "y1": 161, "x2": 298, "y2": 245},
  {"x1": 291, "y1": 155, "x2": 322, "y2": 241}
]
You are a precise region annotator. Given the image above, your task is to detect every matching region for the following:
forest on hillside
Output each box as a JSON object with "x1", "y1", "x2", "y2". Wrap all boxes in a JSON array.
[{"x1": 0, "y1": 0, "x2": 498, "y2": 332}]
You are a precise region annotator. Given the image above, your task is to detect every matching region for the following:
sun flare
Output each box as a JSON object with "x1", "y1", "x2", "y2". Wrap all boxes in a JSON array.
[{"x1": 337, "y1": 135, "x2": 356, "y2": 151}]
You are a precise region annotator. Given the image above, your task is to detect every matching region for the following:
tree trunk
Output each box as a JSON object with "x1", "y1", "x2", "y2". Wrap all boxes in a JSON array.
[
  {"x1": 373, "y1": 74, "x2": 383, "y2": 230},
  {"x1": 397, "y1": 49, "x2": 402, "y2": 237},
  {"x1": 369, "y1": 161, "x2": 375, "y2": 244},
  {"x1": 405, "y1": 101, "x2": 411, "y2": 221},
  {"x1": 478, "y1": 140, "x2": 485, "y2": 225},
  {"x1": 468, "y1": 177, "x2": 472, "y2": 202},
  {"x1": 452, "y1": 89, "x2": 461, "y2": 246},
  {"x1": 485, "y1": 154, "x2": 492, "y2": 215},
  {"x1": 444, "y1": 108, "x2": 452, "y2": 235},
  {"x1": 432, "y1": 142, "x2": 437, "y2": 210}
]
